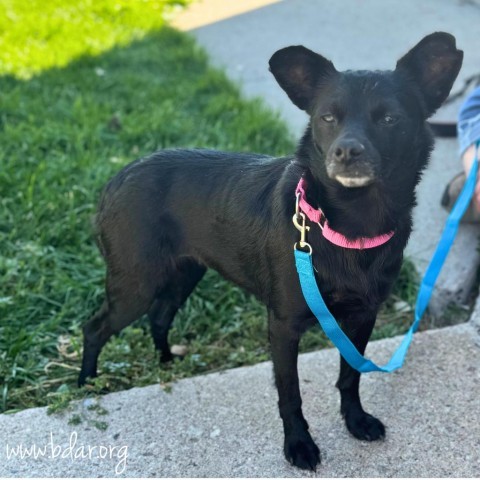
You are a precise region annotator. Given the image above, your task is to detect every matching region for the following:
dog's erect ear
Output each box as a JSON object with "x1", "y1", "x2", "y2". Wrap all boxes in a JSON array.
[
  {"x1": 396, "y1": 32, "x2": 463, "y2": 116},
  {"x1": 269, "y1": 46, "x2": 337, "y2": 112}
]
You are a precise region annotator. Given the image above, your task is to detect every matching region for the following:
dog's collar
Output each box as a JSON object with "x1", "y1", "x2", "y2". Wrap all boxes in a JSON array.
[{"x1": 295, "y1": 177, "x2": 394, "y2": 249}]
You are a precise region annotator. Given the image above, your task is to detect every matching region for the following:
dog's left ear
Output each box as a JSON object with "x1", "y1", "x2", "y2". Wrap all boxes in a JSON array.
[
  {"x1": 269, "y1": 45, "x2": 337, "y2": 112},
  {"x1": 396, "y1": 32, "x2": 463, "y2": 117}
]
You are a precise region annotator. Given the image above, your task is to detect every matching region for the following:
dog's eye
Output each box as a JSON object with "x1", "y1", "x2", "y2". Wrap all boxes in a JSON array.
[
  {"x1": 321, "y1": 114, "x2": 335, "y2": 123},
  {"x1": 381, "y1": 114, "x2": 398, "y2": 125}
]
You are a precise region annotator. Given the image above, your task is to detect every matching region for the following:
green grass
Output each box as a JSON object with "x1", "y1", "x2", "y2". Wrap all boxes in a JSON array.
[
  {"x1": 0, "y1": 0, "x2": 189, "y2": 79},
  {"x1": 0, "y1": 0, "x2": 421, "y2": 414}
]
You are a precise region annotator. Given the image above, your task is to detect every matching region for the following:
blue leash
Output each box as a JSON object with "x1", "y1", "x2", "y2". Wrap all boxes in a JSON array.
[{"x1": 294, "y1": 142, "x2": 479, "y2": 373}]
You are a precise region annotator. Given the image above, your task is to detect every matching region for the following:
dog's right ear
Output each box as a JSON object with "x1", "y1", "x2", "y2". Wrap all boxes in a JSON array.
[{"x1": 269, "y1": 46, "x2": 337, "y2": 112}]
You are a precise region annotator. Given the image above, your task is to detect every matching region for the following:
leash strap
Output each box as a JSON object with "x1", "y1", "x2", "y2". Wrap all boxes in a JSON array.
[{"x1": 295, "y1": 142, "x2": 479, "y2": 373}]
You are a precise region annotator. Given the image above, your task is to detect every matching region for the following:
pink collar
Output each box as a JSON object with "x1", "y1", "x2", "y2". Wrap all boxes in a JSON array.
[{"x1": 295, "y1": 178, "x2": 394, "y2": 249}]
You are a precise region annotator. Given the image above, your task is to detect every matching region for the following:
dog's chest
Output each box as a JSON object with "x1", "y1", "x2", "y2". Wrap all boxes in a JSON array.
[{"x1": 313, "y1": 247, "x2": 392, "y2": 311}]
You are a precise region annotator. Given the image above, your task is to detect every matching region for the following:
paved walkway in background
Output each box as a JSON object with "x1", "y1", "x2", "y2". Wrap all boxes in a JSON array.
[
  {"x1": 174, "y1": 0, "x2": 480, "y2": 315},
  {"x1": 1, "y1": 324, "x2": 479, "y2": 477},
  {"x1": 2, "y1": 2, "x2": 480, "y2": 478}
]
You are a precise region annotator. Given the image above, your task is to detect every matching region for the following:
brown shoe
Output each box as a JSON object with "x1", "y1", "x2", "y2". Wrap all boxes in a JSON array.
[{"x1": 441, "y1": 172, "x2": 480, "y2": 223}]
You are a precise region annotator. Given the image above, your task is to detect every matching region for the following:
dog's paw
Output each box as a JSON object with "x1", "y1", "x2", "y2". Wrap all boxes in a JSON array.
[
  {"x1": 77, "y1": 374, "x2": 88, "y2": 388},
  {"x1": 77, "y1": 370, "x2": 96, "y2": 388},
  {"x1": 160, "y1": 352, "x2": 185, "y2": 364},
  {"x1": 284, "y1": 433, "x2": 321, "y2": 471},
  {"x1": 345, "y1": 411, "x2": 386, "y2": 441},
  {"x1": 160, "y1": 345, "x2": 188, "y2": 364}
]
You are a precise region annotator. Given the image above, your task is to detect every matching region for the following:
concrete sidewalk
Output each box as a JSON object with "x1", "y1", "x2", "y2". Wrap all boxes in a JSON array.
[
  {"x1": 174, "y1": 0, "x2": 480, "y2": 314},
  {"x1": 1, "y1": 323, "x2": 479, "y2": 477}
]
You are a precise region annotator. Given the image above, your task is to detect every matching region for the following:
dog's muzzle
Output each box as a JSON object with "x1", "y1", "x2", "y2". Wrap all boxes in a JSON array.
[{"x1": 326, "y1": 138, "x2": 377, "y2": 188}]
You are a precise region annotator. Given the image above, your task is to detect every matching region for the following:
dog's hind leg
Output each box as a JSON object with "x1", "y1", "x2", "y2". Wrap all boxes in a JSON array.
[
  {"x1": 148, "y1": 258, "x2": 206, "y2": 363},
  {"x1": 78, "y1": 270, "x2": 158, "y2": 387},
  {"x1": 336, "y1": 312, "x2": 386, "y2": 441}
]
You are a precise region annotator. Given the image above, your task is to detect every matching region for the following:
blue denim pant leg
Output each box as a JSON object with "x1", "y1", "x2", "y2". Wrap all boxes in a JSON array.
[{"x1": 458, "y1": 86, "x2": 480, "y2": 156}]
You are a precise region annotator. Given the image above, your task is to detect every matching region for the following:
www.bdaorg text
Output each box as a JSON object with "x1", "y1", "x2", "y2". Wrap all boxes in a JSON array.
[{"x1": 5, "y1": 431, "x2": 128, "y2": 475}]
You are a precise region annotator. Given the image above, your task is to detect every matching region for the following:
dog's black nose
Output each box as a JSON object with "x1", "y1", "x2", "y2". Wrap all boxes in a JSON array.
[{"x1": 333, "y1": 140, "x2": 365, "y2": 163}]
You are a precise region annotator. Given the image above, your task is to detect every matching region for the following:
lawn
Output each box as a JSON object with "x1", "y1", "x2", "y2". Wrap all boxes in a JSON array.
[{"x1": 0, "y1": 0, "x2": 420, "y2": 414}]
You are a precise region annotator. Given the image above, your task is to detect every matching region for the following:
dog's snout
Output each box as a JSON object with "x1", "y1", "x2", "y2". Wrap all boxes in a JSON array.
[
  {"x1": 326, "y1": 137, "x2": 376, "y2": 187},
  {"x1": 333, "y1": 140, "x2": 365, "y2": 163}
]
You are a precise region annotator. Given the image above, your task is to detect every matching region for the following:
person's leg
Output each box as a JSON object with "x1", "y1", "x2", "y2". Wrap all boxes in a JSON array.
[
  {"x1": 441, "y1": 86, "x2": 480, "y2": 220},
  {"x1": 461, "y1": 143, "x2": 480, "y2": 211},
  {"x1": 459, "y1": 86, "x2": 480, "y2": 209}
]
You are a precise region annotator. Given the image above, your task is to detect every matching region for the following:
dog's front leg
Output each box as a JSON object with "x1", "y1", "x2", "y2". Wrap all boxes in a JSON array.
[
  {"x1": 336, "y1": 312, "x2": 385, "y2": 441},
  {"x1": 268, "y1": 310, "x2": 320, "y2": 470}
]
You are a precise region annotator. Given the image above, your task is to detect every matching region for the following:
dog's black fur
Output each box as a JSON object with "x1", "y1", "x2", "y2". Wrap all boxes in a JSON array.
[{"x1": 79, "y1": 33, "x2": 462, "y2": 470}]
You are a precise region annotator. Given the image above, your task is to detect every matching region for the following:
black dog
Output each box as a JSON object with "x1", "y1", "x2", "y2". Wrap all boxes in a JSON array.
[{"x1": 79, "y1": 32, "x2": 462, "y2": 470}]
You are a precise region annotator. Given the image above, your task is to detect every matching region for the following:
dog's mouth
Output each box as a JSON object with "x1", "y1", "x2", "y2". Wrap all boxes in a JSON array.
[
  {"x1": 324, "y1": 148, "x2": 378, "y2": 188},
  {"x1": 334, "y1": 175, "x2": 374, "y2": 188},
  {"x1": 326, "y1": 161, "x2": 376, "y2": 188}
]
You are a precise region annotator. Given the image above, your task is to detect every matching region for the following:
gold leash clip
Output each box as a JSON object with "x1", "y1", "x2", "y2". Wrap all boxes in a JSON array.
[{"x1": 292, "y1": 211, "x2": 312, "y2": 255}]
